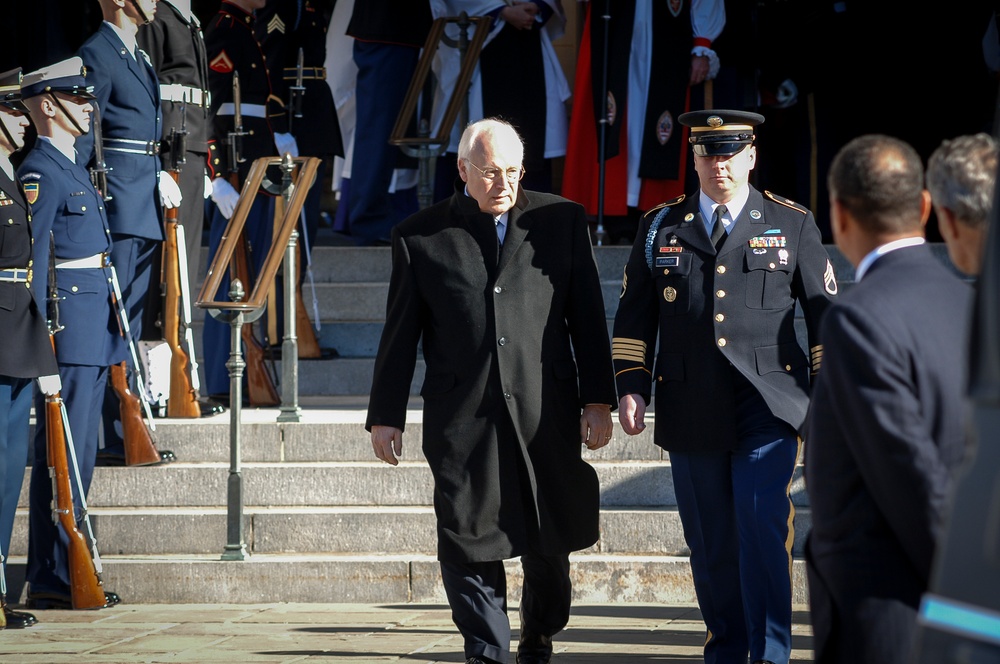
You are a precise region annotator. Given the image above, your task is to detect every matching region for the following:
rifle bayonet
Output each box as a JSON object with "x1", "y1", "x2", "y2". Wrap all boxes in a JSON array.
[
  {"x1": 289, "y1": 47, "x2": 305, "y2": 132},
  {"x1": 88, "y1": 103, "x2": 112, "y2": 202},
  {"x1": 228, "y1": 72, "x2": 246, "y2": 174}
]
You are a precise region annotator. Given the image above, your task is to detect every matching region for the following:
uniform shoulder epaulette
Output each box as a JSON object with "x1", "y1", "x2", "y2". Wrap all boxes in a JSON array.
[
  {"x1": 763, "y1": 190, "x2": 807, "y2": 214},
  {"x1": 641, "y1": 194, "x2": 685, "y2": 220}
]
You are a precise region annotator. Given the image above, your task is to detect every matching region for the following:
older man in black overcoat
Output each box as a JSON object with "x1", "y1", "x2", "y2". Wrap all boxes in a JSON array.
[{"x1": 366, "y1": 118, "x2": 617, "y2": 664}]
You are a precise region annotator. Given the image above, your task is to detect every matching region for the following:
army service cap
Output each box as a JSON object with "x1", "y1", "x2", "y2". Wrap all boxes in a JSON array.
[
  {"x1": 21, "y1": 57, "x2": 95, "y2": 100},
  {"x1": 678, "y1": 109, "x2": 765, "y2": 157},
  {"x1": 0, "y1": 67, "x2": 27, "y2": 112}
]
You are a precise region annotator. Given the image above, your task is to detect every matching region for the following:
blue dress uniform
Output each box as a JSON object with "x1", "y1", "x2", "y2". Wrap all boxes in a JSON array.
[
  {"x1": 611, "y1": 111, "x2": 837, "y2": 664},
  {"x1": 0, "y1": 69, "x2": 58, "y2": 626},
  {"x1": 202, "y1": 0, "x2": 280, "y2": 397},
  {"x1": 17, "y1": 58, "x2": 127, "y2": 606},
  {"x1": 77, "y1": 22, "x2": 164, "y2": 459}
]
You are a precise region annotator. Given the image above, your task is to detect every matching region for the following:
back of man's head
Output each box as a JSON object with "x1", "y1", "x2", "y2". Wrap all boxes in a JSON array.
[
  {"x1": 828, "y1": 134, "x2": 925, "y2": 235},
  {"x1": 927, "y1": 132, "x2": 997, "y2": 231}
]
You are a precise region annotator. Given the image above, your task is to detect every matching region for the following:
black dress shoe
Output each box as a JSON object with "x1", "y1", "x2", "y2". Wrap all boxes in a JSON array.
[
  {"x1": 198, "y1": 396, "x2": 226, "y2": 416},
  {"x1": 26, "y1": 590, "x2": 121, "y2": 610},
  {"x1": 466, "y1": 658, "x2": 501, "y2": 664},
  {"x1": 95, "y1": 450, "x2": 176, "y2": 467},
  {"x1": 517, "y1": 630, "x2": 553, "y2": 664},
  {"x1": 2, "y1": 605, "x2": 37, "y2": 628}
]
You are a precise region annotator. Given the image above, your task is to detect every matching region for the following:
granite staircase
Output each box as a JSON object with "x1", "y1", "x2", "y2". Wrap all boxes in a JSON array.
[{"x1": 7, "y1": 240, "x2": 909, "y2": 606}]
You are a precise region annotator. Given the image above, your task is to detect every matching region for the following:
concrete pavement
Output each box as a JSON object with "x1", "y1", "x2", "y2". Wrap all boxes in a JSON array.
[{"x1": 0, "y1": 602, "x2": 815, "y2": 663}]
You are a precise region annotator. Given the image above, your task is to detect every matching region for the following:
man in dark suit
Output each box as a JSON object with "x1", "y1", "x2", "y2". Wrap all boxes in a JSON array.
[
  {"x1": 19, "y1": 56, "x2": 126, "y2": 610},
  {"x1": 612, "y1": 110, "x2": 838, "y2": 664},
  {"x1": 0, "y1": 67, "x2": 59, "y2": 629},
  {"x1": 77, "y1": 0, "x2": 176, "y2": 464},
  {"x1": 804, "y1": 134, "x2": 975, "y2": 663},
  {"x1": 366, "y1": 118, "x2": 617, "y2": 664}
]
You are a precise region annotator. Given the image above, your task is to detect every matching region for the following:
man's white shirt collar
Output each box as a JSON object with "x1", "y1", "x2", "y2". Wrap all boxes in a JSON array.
[
  {"x1": 854, "y1": 236, "x2": 926, "y2": 281},
  {"x1": 105, "y1": 20, "x2": 138, "y2": 58},
  {"x1": 699, "y1": 187, "x2": 749, "y2": 235}
]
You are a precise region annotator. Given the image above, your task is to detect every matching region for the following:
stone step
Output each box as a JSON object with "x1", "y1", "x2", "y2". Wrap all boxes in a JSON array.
[
  {"x1": 3, "y1": 553, "x2": 812, "y2": 605},
  {"x1": 9, "y1": 505, "x2": 812, "y2": 558}
]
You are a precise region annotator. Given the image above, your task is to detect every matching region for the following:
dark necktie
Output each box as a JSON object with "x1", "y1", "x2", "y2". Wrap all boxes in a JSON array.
[{"x1": 711, "y1": 204, "x2": 728, "y2": 251}]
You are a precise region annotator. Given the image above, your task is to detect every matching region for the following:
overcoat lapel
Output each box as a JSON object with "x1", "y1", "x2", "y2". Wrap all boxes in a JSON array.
[{"x1": 497, "y1": 191, "x2": 531, "y2": 273}]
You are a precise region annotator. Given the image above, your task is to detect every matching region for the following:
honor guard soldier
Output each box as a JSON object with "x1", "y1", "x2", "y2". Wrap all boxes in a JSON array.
[
  {"x1": 256, "y1": 0, "x2": 342, "y2": 350},
  {"x1": 77, "y1": 0, "x2": 177, "y2": 464},
  {"x1": 18, "y1": 57, "x2": 125, "y2": 610},
  {"x1": 612, "y1": 110, "x2": 838, "y2": 664},
  {"x1": 138, "y1": 0, "x2": 212, "y2": 296},
  {"x1": 202, "y1": 0, "x2": 285, "y2": 401},
  {"x1": 138, "y1": 0, "x2": 226, "y2": 417},
  {"x1": 0, "y1": 67, "x2": 59, "y2": 629}
]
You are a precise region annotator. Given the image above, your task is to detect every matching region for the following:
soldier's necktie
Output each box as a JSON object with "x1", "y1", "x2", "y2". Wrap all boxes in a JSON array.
[{"x1": 711, "y1": 204, "x2": 728, "y2": 251}]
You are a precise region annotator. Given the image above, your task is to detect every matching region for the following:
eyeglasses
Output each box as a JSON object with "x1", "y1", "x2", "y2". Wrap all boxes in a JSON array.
[{"x1": 464, "y1": 159, "x2": 525, "y2": 184}]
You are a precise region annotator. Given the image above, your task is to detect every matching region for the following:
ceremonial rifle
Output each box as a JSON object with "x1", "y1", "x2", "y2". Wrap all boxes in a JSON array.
[
  {"x1": 162, "y1": 97, "x2": 201, "y2": 417},
  {"x1": 88, "y1": 103, "x2": 112, "y2": 202},
  {"x1": 109, "y1": 266, "x2": 164, "y2": 466},
  {"x1": 45, "y1": 236, "x2": 107, "y2": 609},
  {"x1": 228, "y1": 72, "x2": 279, "y2": 406},
  {"x1": 85, "y1": 101, "x2": 162, "y2": 461},
  {"x1": 288, "y1": 47, "x2": 305, "y2": 134}
]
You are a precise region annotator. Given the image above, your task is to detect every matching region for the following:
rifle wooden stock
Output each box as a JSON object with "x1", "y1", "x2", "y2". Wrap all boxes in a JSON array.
[
  {"x1": 273, "y1": 184, "x2": 321, "y2": 359},
  {"x1": 231, "y1": 229, "x2": 280, "y2": 406},
  {"x1": 295, "y1": 247, "x2": 322, "y2": 359},
  {"x1": 110, "y1": 362, "x2": 163, "y2": 466},
  {"x1": 162, "y1": 178, "x2": 200, "y2": 418},
  {"x1": 44, "y1": 394, "x2": 106, "y2": 610}
]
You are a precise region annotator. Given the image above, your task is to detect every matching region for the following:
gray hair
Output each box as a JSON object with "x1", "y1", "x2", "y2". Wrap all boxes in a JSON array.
[
  {"x1": 926, "y1": 132, "x2": 998, "y2": 230},
  {"x1": 457, "y1": 117, "x2": 524, "y2": 163}
]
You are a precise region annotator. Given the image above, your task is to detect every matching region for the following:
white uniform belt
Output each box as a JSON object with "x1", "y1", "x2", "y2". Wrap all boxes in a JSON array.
[
  {"x1": 216, "y1": 103, "x2": 267, "y2": 118},
  {"x1": 160, "y1": 83, "x2": 210, "y2": 107},
  {"x1": 55, "y1": 253, "x2": 110, "y2": 269},
  {"x1": 104, "y1": 138, "x2": 161, "y2": 156},
  {"x1": 0, "y1": 267, "x2": 30, "y2": 283}
]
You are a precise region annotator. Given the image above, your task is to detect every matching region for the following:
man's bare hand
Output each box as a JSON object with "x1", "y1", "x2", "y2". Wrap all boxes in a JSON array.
[
  {"x1": 618, "y1": 394, "x2": 647, "y2": 435},
  {"x1": 581, "y1": 403, "x2": 614, "y2": 450},
  {"x1": 371, "y1": 425, "x2": 403, "y2": 466},
  {"x1": 501, "y1": 2, "x2": 538, "y2": 30}
]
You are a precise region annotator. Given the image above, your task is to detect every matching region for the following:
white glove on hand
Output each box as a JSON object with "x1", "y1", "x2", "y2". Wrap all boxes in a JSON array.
[
  {"x1": 203, "y1": 171, "x2": 213, "y2": 199},
  {"x1": 211, "y1": 176, "x2": 240, "y2": 219},
  {"x1": 159, "y1": 170, "x2": 184, "y2": 208},
  {"x1": 274, "y1": 132, "x2": 299, "y2": 158},
  {"x1": 37, "y1": 374, "x2": 62, "y2": 396}
]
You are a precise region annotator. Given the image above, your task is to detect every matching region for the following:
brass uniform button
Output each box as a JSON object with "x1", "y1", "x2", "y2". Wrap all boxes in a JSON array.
[
  {"x1": 718, "y1": 338, "x2": 727, "y2": 347},
  {"x1": 717, "y1": 265, "x2": 726, "y2": 274},
  {"x1": 716, "y1": 289, "x2": 726, "y2": 298},
  {"x1": 664, "y1": 286, "x2": 677, "y2": 302},
  {"x1": 715, "y1": 313, "x2": 724, "y2": 322}
]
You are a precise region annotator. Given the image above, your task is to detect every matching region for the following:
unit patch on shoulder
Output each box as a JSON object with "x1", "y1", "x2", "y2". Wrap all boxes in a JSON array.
[
  {"x1": 23, "y1": 181, "x2": 39, "y2": 205},
  {"x1": 824, "y1": 258, "x2": 838, "y2": 295},
  {"x1": 209, "y1": 51, "x2": 234, "y2": 73}
]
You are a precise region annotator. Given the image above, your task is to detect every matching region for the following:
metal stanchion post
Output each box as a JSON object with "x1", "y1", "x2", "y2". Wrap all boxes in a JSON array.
[
  {"x1": 275, "y1": 155, "x2": 302, "y2": 422},
  {"x1": 222, "y1": 278, "x2": 248, "y2": 561}
]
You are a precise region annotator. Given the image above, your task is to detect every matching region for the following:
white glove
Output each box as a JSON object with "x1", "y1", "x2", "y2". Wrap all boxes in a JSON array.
[
  {"x1": 203, "y1": 171, "x2": 213, "y2": 199},
  {"x1": 274, "y1": 132, "x2": 299, "y2": 158},
  {"x1": 37, "y1": 374, "x2": 62, "y2": 396},
  {"x1": 211, "y1": 176, "x2": 240, "y2": 219},
  {"x1": 158, "y1": 170, "x2": 184, "y2": 208}
]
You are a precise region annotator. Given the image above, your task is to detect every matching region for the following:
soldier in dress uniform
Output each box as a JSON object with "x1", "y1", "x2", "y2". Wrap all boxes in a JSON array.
[
  {"x1": 0, "y1": 67, "x2": 59, "y2": 629},
  {"x1": 611, "y1": 110, "x2": 838, "y2": 664},
  {"x1": 138, "y1": 0, "x2": 213, "y2": 296},
  {"x1": 77, "y1": 0, "x2": 177, "y2": 464},
  {"x1": 202, "y1": 0, "x2": 287, "y2": 400},
  {"x1": 256, "y1": 0, "x2": 342, "y2": 346},
  {"x1": 18, "y1": 57, "x2": 125, "y2": 610},
  {"x1": 138, "y1": 0, "x2": 226, "y2": 416}
]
